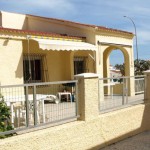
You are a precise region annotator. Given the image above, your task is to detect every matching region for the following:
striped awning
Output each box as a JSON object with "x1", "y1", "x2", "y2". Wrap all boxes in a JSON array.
[{"x1": 32, "y1": 38, "x2": 96, "y2": 51}]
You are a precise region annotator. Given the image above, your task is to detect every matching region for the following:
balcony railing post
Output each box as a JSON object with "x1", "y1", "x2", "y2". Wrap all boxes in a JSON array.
[
  {"x1": 33, "y1": 85, "x2": 38, "y2": 126},
  {"x1": 122, "y1": 78, "x2": 125, "y2": 105},
  {"x1": 75, "y1": 81, "x2": 79, "y2": 117},
  {"x1": 25, "y1": 85, "x2": 29, "y2": 127},
  {"x1": 125, "y1": 78, "x2": 128, "y2": 104},
  {"x1": 122, "y1": 78, "x2": 128, "y2": 105}
]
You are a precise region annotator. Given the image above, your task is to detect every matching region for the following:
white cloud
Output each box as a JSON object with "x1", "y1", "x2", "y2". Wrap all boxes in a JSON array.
[
  {"x1": 0, "y1": 0, "x2": 75, "y2": 16},
  {"x1": 137, "y1": 25, "x2": 150, "y2": 45},
  {"x1": 0, "y1": 0, "x2": 149, "y2": 61},
  {"x1": 1, "y1": 0, "x2": 150, "y2": 46},
  {"x1": 29, "y1": 0, "x2": 74, "y2": 13}
]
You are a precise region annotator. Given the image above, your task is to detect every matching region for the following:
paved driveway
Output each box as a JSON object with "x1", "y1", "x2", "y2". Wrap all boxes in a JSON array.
[{"x1": 100, "y1": 131, "x2": 150, "y2": 150}]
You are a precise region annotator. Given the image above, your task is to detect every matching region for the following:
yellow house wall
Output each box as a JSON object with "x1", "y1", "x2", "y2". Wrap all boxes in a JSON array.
[
  {"x1": 0, "y1": 11, "x2": 134, "y2": 79},
  {"x1": 46, "y1": 51, "x2": 72, "y2": 81},
  {"x1": 23, "y1": 40, "x2": 72, "y2": 81},
  {"x1": 96, "y1": 34, "x2": 134, "y2": 75},
  {"x1": 0, "y1": 11, "x2": 134, "y2": 86},
  {"x1": 95, "y1": 45, "x2": 107, "y2": 77},
  {"x1": 23, "y1": 40, "x2": 95, "y2": 81},
  {"x1": 95, "y1": 33, "x2": 135, "y2": 96},
  {"x1": 96, "y1": 32, "x2": 133, "y2": 46},
  {"x1": 0, "y1": 39, "x2": 23, "y2": 85},
  {"x1": 27, "y1": 16, "x2": 96, "y2": 44},
  {"x1": 46, "y1": 50, "x2": 95, "y2": 80},
  {"x1": 1, "y1": 11, "x2": 27, "y2": 29},
  {"x1": 0, "y1": 37, "x2": 95, "y2": 85},
  {"x1": 74, "y1": 50, "x2": 95, "y2": 73}
]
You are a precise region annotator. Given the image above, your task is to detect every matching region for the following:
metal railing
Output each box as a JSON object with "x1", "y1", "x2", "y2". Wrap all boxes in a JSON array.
[
  {"x1": 0, "y1": 80, "x2": 78, "y2": 135},
  {"x1": 135, "y1": 77, "x2": 145, "y2": 94},
  {"x1": 99, "y1": 75, "x2": 146, "y2": 112}
]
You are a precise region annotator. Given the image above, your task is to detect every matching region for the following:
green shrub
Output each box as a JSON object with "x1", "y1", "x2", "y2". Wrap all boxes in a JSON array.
[{"x1": 0, "y1": 94, "x2": 14, "y2": 138}]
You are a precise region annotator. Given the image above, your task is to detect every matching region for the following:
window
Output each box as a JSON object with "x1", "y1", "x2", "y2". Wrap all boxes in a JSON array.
[
  {"x1": 23, "y1": 54, "x2": 45, "y2": 83},
  {"x1": 74, "y1": 57, "x2": 87, "y2": 75}
]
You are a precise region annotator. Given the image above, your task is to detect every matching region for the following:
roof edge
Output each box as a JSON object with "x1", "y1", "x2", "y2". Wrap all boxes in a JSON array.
[
  {"x1": 0, "y1": 10, "x2": 133, "y2": 36},
  {"x1": 27, "y1": 14, "x2": 133, "y2": 36},
  {"x1": 0, "y1": 27, "x2": 86, "y2": 40}
]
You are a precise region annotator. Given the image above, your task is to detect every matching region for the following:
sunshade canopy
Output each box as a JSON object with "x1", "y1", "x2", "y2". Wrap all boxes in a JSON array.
[{"x1": 32, "y1": 38, "x2": 96, "y2": 51}]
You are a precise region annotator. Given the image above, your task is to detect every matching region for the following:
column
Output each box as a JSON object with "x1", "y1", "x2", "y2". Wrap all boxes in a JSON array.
[
  {"x1": 75, "y1": 73, "x2": 100, "y2": 121},
  {"x1": 144, "y1": 70, "x2": 150, "y2": 102}
]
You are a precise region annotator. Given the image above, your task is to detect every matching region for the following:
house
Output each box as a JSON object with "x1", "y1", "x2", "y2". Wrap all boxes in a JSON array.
[
  {"x1": 1, "y1": 12, "x2": 148, "y2": 148},
  {"x1": 109, "y1": 65, "x2": 122, "y2": 78},
  {"x1": 0, "y1": 11, "x2": 134, "y2": 90}
]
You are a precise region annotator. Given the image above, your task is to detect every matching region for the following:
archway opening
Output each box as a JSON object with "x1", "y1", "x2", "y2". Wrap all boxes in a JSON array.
[
  {"x1": 109, "y1": 49, "x2": 124, "y2": 78},
  {"x1": 103, "y1": 46, "x2": 130, "y2": 79},
  {"x1": 102, "y1": 45, "x2": 135, "y2": 97}
]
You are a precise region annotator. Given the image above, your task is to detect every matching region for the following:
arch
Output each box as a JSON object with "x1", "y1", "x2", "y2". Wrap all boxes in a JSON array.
[
  {"x1": 103, "y1": 45, "x2": 130, "y2": 78},
  {"x1": 102, "y1": 45, "x2": 135, "y2": 96}
]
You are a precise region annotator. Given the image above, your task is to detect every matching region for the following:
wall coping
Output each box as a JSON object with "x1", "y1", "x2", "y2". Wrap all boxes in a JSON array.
[
  {"x1": 144, "y1": 70, "x2": 150, "y2": 74},
  {"x1": 74, "y1": 73, "x2": 100, "y2": 79}
]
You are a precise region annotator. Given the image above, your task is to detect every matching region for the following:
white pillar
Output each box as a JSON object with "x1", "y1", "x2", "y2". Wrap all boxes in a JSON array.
[
  {"x1": 144, "y1": 70, "x2": 150, "y2": 102},
  {"x1": 75, "y1": 73, "x2": 100, "y2": 121}
]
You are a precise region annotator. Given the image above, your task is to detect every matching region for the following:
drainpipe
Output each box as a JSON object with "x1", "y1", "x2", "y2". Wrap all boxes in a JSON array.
[{"x1": 26, "y1": 35, "x2": 32, "y2": 82}]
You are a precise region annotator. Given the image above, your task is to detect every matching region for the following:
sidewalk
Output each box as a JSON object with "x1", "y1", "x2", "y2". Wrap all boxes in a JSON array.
[{"x1": 100, "y1": 131, "x2": 150, "y2": 150}]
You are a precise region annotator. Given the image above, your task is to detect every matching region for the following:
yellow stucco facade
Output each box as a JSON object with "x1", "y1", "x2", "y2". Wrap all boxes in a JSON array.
[
  {"x1": 0, "y1": 39, "x2": 23, "y2": 85},
  {"x1": 0, "y1": 11, "x2": 149, "y2": 150},
  {"x1": 0, "y1": 11, "x2": 134, "y2": 88}
]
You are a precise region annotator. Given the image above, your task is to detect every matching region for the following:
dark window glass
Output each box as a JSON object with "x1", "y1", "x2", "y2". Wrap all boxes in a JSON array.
[
  {"x1": 74, "y1": 57, "x2": 87, "y2": 75},
  {"x1": 23, "y1": 57, "x2": 42, "y2": 83}
]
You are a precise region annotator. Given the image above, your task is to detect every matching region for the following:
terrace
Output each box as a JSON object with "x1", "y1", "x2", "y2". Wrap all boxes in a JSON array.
[
  {"x1": 0, "y1": 72, "x2": 150, "y2": 150},
  {"x1": 0, "y1": 74, "x2": 147, "y2": 135},
  {"x1": 0, "y1": 11, "x2": 149, "y2": 150}
]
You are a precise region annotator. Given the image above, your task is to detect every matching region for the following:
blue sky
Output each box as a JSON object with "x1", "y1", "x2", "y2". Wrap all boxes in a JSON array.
[{"x1": 0, "y1": 0, "x2": 150, "y2": 65}]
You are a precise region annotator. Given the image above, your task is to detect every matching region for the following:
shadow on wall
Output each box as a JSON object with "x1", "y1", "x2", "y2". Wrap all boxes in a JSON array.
[
  {"x1": 15, "y1": 40, "x2": 40, "y2": 80},
  {"x1": 88, "y1": 103, "x2": 150, "y2": 150},
  {"x1": 3, "y1": 39, "x2": 9, "y2": 46},
  {"x1": 15, "y1": 53, "x2": 23, "y2": 79}
]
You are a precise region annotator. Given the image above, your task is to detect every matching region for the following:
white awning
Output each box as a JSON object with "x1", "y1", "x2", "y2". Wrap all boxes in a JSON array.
[{"x1": 32, "y1": 38, "x2": 96, "y2": 51}]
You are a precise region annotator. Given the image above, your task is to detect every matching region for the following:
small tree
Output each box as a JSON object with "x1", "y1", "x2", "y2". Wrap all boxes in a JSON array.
[
  {"x1": 115, "y1": 59, "x2": 150, "y2": 76},
  {"x1": 115, "y1": 63, "x2": 125, "y2": 76},
  {"x1": 134, "y1": 59, "x2": 150, "y2": 75},
  {"x1": 0, "y1": 94, "x2": 13, "y2": 138}
]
